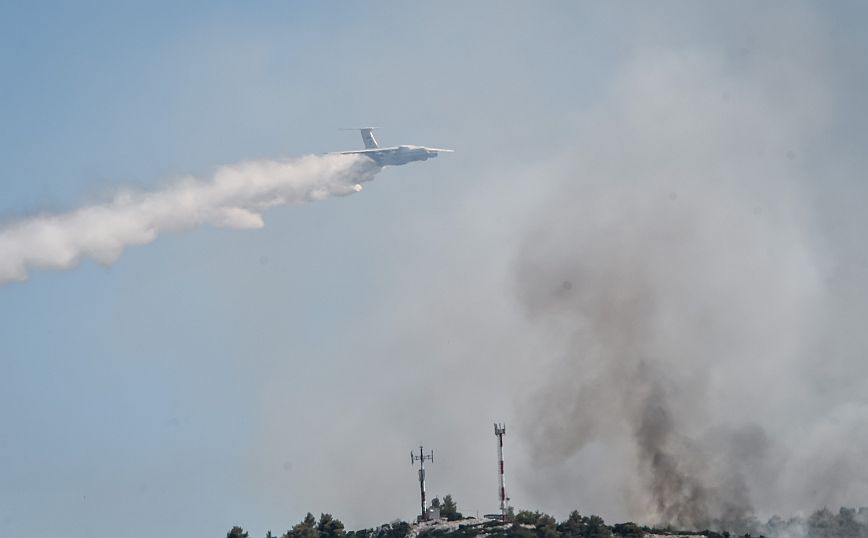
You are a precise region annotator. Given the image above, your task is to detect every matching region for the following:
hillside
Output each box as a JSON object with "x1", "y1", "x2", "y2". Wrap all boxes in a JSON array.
[{"x1": 227, "y1": 506, "x2": 868, "y2": 538}]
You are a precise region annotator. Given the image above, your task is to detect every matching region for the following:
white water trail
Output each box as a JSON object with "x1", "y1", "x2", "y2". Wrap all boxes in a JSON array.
[{"x1": 0, "y1": 153, "x2": 381, "y2": 284}]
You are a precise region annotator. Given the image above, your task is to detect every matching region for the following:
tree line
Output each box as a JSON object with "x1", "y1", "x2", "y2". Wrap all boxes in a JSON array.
[{"x1": 227, "y1": 502, "x2": 868, "y2": 538}]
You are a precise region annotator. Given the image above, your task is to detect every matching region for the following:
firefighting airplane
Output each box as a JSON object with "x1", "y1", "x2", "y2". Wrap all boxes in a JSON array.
[{"x1": 338, "y1": 128, "x2": 453, "y2": 166}]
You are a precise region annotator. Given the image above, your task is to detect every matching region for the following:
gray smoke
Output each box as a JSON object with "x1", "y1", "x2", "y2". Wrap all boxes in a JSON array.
[
  {"x1": 513, "y1": 48, "x2": 834, "y2": 530},
  {"x1": 636, "y1": 380, "x2": 711, "y2": 529},
  {"x1": 0, "y1": 154, "x2": 380, "y2": 284}
]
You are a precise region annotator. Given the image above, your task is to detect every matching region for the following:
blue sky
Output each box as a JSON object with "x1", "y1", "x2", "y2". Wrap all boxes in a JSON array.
[
  {"x1": 0, "y1": 3, "x2": 596, "y2": 535},
  {"x1": 3, "y1": 2, "x2": 868, "y2": 538}
]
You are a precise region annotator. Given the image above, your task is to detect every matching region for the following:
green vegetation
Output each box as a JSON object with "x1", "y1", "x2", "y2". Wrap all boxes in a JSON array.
[
  {"x1": 430, "y1": 495, "x2": 463, "y2": 521},
  {"x1": 483, "y1": 510, "x2": 611, "y2": 538},
  {"x1": 227, "y1": 527, "x2": 249, "y2": 538},
  {"x1": 228, "y1": 506, "x2": 868, "y2": 538},
  {"x1": 281, "y1": 513, "x2": 321, "y2": 538},
  {"x1": 441, "y1": 495, "x2": 463, "y2": 521},
  {"x1": 228, "y1": 509, "x2": 638, "y2": 538}
]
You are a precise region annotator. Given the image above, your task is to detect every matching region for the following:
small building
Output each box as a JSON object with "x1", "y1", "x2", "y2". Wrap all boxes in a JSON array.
[{"x1": 418, "y1": 506, "x2": 441, "y2": 523}]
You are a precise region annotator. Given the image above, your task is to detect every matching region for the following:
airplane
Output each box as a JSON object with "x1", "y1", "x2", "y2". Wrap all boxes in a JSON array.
[{"x1": 339, "y1": 128, "x2": 453, "y2": 166}]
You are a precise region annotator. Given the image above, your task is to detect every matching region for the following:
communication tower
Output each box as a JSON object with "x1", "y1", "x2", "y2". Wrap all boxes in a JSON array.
[
  {"x1": 411, "y1": 445, "x2": 434, "y2": 521},
  {"x1": 494, "y1": 423, "x2": 510, "y2": 520}
]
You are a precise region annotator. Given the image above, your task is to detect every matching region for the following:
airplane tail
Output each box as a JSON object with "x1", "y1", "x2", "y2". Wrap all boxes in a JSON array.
[{"x1": 341, "y1": 127, "x2": 379, "y2": 149}]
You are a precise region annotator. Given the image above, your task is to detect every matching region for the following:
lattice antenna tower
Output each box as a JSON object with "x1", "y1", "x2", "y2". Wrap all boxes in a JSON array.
[{"x1": 411, "y1": 445, "x2": 434, "y2": 521}]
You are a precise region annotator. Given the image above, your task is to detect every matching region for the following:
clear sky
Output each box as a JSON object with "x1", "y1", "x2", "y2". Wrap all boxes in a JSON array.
[{"x1": 3, "y1": 2, "x2": 868, "y2": 538}]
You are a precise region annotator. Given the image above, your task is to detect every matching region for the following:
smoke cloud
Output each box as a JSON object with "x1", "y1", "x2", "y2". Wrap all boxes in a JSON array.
[
  {"x1": 0, "y1": 154, "x2": 380, "y2": 284},
  {"x1": 512, "y1": 46, "x2": 850, "y2": 530}
]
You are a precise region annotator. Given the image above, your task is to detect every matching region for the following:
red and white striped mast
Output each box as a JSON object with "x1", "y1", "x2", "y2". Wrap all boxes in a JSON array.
[{"x1": 494, "y1": 423, "x2": 509, "y2": 520}]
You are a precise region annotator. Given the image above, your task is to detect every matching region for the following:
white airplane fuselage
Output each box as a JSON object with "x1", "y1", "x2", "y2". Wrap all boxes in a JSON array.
[
  {"x1": 338, "y1": 128, "x2": 453, "y2": 167},
  {"x1": 341, "y1": 145, "x2": 443, "y2": 166}
]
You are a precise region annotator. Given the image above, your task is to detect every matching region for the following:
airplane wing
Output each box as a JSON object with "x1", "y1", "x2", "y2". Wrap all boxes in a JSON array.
[
  {"x1": 340, "y1": 149, "x2": 389, "y2": 155},
  {"x1": 425, "y1": 148, "x2": 454, "y2": 152}
]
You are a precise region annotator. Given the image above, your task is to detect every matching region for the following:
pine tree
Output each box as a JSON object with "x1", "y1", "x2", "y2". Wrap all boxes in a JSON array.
[
  {"x1": 227, "y1": 526, "x2": 249, "y2": 538},
  {"x1": 441, "y1": 494, "x2": 462, "y2": 521}
]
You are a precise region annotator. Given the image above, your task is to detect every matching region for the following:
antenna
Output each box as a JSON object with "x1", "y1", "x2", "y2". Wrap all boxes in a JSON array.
[
  {"x1": 494, "y1": 423, "x2": 510, "y2": 521},
  {"x1": 411, "y1": 445, "x2": 434, "y2": 521}
]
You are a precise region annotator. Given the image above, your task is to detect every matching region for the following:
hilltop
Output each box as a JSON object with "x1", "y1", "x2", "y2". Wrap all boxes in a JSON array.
[{"x1": 226, "y1": 505, "x2": 868, "y2": 538}]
